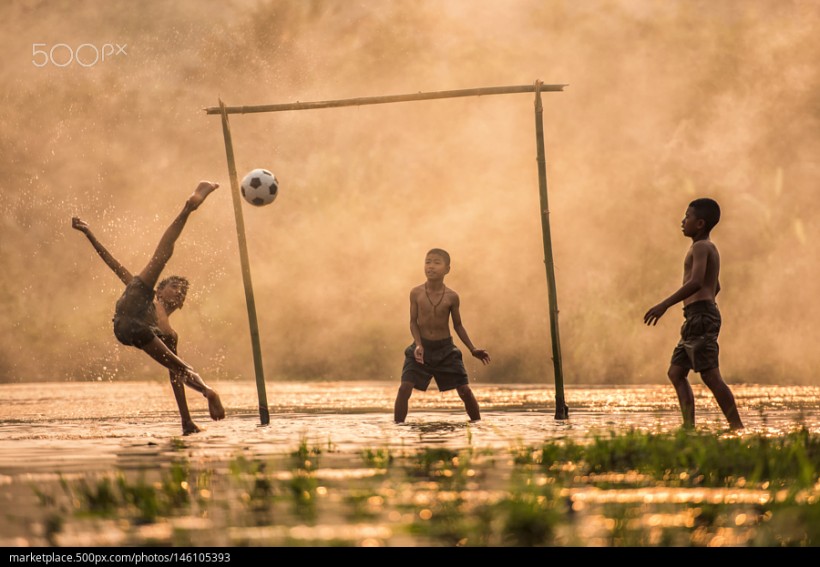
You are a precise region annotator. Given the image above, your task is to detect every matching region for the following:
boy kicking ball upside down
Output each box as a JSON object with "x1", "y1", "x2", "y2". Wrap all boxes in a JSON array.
[{"x1": 73, "y1": 181, "x2": 225, "y2": 435}]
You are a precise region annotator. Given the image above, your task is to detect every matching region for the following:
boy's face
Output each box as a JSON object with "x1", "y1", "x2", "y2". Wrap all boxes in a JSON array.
[
  {"x1": 157, "y1": 280, "x2": 188, "y2": 310},
  {"x1": 681, "y1": 207, "x2": 704, "y2": 237},
  {"x1": 424, "y1": 253, "x2": 450, "y2": 280}
]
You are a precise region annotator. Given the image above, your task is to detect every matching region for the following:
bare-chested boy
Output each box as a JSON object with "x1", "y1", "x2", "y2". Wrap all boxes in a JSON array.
[
  {"x1": 394, "y1": 248, "x2": 491, "y2": 423},
  {"x1": 644, "y1": 198, "x2": 743, "y2": 430},
  {"x1": 72, "y1": 181, "x2": 225, "y2": 435}
]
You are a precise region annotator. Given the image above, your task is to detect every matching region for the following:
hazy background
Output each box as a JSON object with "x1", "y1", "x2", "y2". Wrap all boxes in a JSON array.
[{"x1": 1, "y1": 0, "x2": 818, "y2": 387}]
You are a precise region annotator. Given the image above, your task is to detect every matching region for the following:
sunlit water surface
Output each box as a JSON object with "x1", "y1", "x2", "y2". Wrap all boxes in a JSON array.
[{"x1": 1, "y1": 382, "x2": 818, "y2": 547}]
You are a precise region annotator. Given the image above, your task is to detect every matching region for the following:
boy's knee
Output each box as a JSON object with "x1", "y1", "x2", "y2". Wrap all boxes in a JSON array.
[
  {"x1": 456, "y1": 384, "x2": 474, "y2": 398},
  {"x1": 398, "y1": 382, "x2": 414, "y2": 397},
  {"x1": 667, "y1": 366, "x2": 688, "y2": 384},
  {"x1": 699, "y1": 368, "x2": 725, "y2": 388},
  {"x1": 169, "y1": 371, "x2": 184, "y2": 386}
]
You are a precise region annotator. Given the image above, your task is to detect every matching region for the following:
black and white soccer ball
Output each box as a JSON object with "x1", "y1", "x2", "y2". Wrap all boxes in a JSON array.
[{"x1": 240, "y1": 168, "x2": 279, "y2": 207}]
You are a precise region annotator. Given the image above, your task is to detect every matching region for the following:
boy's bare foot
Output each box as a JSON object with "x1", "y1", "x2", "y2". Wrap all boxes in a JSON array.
[
  {"x1": 187, "y1": 181, "x2": 219, "y2": 210},
  {"x1": 182, "y1": 421, "x2": 202, "y2": 435},
  {"x1": 205, "y1": 389, "x2": 225, "y2": 421}
]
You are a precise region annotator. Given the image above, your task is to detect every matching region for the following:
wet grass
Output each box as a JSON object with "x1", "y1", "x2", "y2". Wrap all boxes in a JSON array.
[
  {"x1": 361, "y1": 447, "x2": 392, "y2": 469},
  {"x1": 22, "y1": 428, "x2": 820, "y2": 546},
  {"x1": 533, "y1": 427, "x2": 820, "y2": 488},
  {"x1": 33, "y1": 461, "x2": 195, "y2": 525}
]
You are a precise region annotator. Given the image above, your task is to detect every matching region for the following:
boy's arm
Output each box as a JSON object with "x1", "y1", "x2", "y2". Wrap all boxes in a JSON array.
[
  {"x1": 451, "y1": 294, "x2": 491, "y2": 365},
  {"x1": 644, "y1": 241, "x2": 709, "y2": 325},
  {"x1": 72, "y1": 217, "x2": 133, "y2": 285},
  {"x1": 409, "y1": 290, "x2": 424, "y2": 364}
]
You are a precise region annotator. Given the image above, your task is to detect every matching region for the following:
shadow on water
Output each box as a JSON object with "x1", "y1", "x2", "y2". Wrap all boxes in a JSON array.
[{"x1": 406, "y1": 420, "x2": 469, "y2": 434}]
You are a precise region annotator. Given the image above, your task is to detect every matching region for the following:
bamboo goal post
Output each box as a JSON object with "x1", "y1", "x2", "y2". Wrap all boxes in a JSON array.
[{"x1": 207, "y1": 81, "x2": 569, "y2": 424}]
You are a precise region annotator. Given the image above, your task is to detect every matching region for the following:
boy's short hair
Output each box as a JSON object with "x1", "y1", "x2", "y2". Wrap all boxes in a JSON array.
[
  {"x1": 157, "y1": 275, "x2": 190, "y2": 296},
  {"x1": 689, "y1": 198, "x2": 721, "y2": 232},
  {"x1": 426, "y1": 248, "x2": 451, "y2": 266}
]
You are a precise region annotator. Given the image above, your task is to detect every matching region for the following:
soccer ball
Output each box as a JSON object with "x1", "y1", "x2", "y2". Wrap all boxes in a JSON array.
[{"x1": 240, "y1": 169, "x2": 279, "y2": 207}]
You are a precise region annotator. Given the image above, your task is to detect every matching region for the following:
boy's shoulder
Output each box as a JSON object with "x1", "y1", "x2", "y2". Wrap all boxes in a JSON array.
[
  {"x1": 692, "y1": 239, "x2": 719, "y2": 252},
  {"x1": 409, "y1": 284, "x2": 426, "y2": 299},
  {"x1": 443, "y1": 286, "x2": 460, "y2": 303}
]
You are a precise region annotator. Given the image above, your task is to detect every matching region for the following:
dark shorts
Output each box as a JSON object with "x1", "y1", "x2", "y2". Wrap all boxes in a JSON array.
[
  {"x1": 670, "y1": 300, "x2": 721, "y2": 373},
  {"x1": 401, "y1": 336, "x2": 469, "y2": 392},
  {"x1": 112, "y1": 277, "x2": 161, "y2": 349}
]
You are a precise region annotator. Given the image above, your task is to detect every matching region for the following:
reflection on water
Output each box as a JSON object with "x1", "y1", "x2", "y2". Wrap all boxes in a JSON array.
[
  {"x1": 1, "y1": 381, "x2": 817, "y2": 450},
  {"x1": 0, "y1": 382, "x2": 818, "y2": 476},
  {"x1": 0, "y1": 382, "x2": 818, "y2": 547}
]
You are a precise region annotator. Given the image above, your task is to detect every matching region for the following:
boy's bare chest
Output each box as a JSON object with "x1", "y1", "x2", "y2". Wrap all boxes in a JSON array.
[
  {"x1": 154, "y1": 302, "x2": 175, "y2": 335},
  {"x1": 415, "y1": 295, "x2": 453, "y2": 319}
]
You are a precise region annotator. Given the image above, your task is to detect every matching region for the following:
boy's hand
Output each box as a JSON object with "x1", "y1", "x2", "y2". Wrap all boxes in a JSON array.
[
  {"x1": 414, "y1": 345, "x2": 424, "y2": 364},
  {"x1": 471, "y1": 348, "x2": 491, "y2": 365},
  {"x1": 71, "y1": 217, "x2": 89, "y2": 233},
  {"x1": 644, "y1": 303, "x2": 668, "y2": 326}
]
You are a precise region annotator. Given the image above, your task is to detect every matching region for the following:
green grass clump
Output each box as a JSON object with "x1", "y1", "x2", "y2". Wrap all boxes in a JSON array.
[
  {"x1": 288, "y1": 439, "x2": 324, "y2": 521},
  {"x1": 536, "y1": 428, "x2": 820, "y2": 488},
  {"x1": 411, "y1": 447, "x2": 460, "y2": 476},
  {"x1": 753, "y1": 498, "x2": 820, "y2": 546},
  {"x1": 361, "y1": 447, "x2": 392, "y2": 469},
  {"x1": 72, "y1": 476, "x2": 120, "y2": 517},
  {"x1": 497, "y1": 486, "x2": 564, "y2": 546},
  {"x1": 49, "y1": 462, "x2": 194, "y2": 524},
  {"x1": 291, "y1": 438, "x2": 322, "y2": 472},
  {"x1": 591, "y1": 428, "x2": 820, "y2": 487}
]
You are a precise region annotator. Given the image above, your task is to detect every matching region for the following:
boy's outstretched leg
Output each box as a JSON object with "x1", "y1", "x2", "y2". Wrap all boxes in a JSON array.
[
  {"x1": 182, "y1": 370, "x2": 225, "y2": 421},
  {"x1": 700, "y1": 367, "x2": 744, "y2": 430},
  {"x1": 142, "y1": 336, "x2": 195, "y2": 374},
  {"x1": 187, "y1": 181, "x2": 219, "y2": 210},
  {"x1": 142, "y1": 336, "x2": 225, "y2": 422},
  {"x1": 457, "y1": 384, "x2": 481, "y2": 422},
  {"x1": 138, "y1": 181, "x2": 219, "y2": 288},
  {"x1": 394, "y1": 382, "x2": 414, "y2": 423},
  {"x1": 205, "y1": 388, "x2": 225, "y2": 421},
  {"x1": 668, "y1": 365, "x2": 695, "y2": 429}
]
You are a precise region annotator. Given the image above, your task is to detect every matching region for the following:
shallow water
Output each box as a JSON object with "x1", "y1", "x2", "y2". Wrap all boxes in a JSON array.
[
  {"x1": 1, "y1": 381, "x2": 818, "y2": 547},
  {"x1": 1, "y1": 382, "x2": 818, "y2": 465}
]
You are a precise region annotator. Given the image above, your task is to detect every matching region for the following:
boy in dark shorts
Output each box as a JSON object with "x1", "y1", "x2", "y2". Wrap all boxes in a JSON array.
[
  {"x1": 394, "y1": 248, "x2": 491, "y2": 423},
  {"x1": 644, "y1": 198, "x2": 744, "y2": 430},
  {"x1": 72, "y1": 181, "x2": 225, "y2": 435}
]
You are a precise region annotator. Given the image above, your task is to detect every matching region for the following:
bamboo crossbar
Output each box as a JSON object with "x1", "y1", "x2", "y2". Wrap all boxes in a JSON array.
[{"x1": 205, "y1": 84, "x2": 566, "y2": 115}]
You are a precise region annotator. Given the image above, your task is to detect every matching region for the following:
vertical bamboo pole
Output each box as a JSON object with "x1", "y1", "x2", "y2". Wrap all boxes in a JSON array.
[
  {"x1": 533, "y1": 81, "x2": 569, "y2": 420},
  {"x1": 219, "y1": 99, "x2": 270, "y2": 425}
]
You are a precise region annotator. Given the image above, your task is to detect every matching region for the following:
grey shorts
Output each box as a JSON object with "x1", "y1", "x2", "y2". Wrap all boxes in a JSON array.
[
  {"x1": 670, "y1": 300, "x2": 721, "y2": 373},
  {"x1": 112, "y1": 277, "x2": 161, "y2": 349},
  {"x1": 401, "y1": 336, "x2": 469, "y2": 392}
]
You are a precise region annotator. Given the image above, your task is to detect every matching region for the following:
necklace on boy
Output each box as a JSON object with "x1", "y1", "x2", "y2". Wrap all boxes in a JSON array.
[{"x1": 425, "y1": 283, "x2": 446, "y2": 314}]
